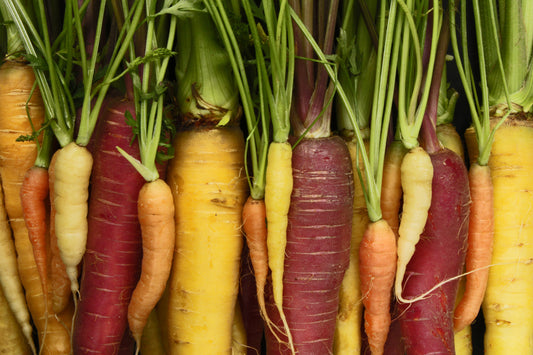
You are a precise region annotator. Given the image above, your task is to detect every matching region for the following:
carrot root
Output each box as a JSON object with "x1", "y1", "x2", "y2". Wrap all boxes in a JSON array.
[
  {"x1": 128, "y1": 178, "x2": 175, "y2": 347},
  {"x1": 359, "y1": 219, "x2": 397, "y2": 355},
  {"x1": 453, "y1": 163, "x2": 493, "y2": 332}
]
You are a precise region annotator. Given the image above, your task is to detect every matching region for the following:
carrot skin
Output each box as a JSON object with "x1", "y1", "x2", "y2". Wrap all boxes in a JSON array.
[
  {"x1": 380, "y1": 140, "x2": 407, "y2": 237},
  {"x1": 359, "y1": 219, "x2": 397, "y2": 355},
  {"x1": 265, "y1": 136, "x2": 354, "y2": 354},
  {"x1": 453, "y1": 163, "x2": 493, "y2": 331},
  {"x1": 397, "y1": 148, "x2": 470, "y2": 354},
  {"x1": 241, "y1": 196, "x2": 269, "y2": 339},
  {"x1": 334, "y1": 139, "x2": 369, "y2": 354},
  {"x1": 0, "y1": 281, "x2": 32, "y2": 354},
  {"x1": 128, "y1": 178, "x2": 175, "y2": 345},
  {"x1": 46, "y1": 152, "x2": 71, "y2": 314},
  {"x1": 21, "y1": 166, "x2": 49, "y2": 308},
  {"x1": 166, "y1": 126, "x2": 247, "y2": 354},
  {"x1": 73, "y1": 99, "x2": 144, "y2": 355}
]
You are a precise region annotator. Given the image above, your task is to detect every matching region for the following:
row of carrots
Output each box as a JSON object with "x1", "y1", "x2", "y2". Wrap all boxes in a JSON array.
[{"x1": 0, "y1": 0, "x2": 531, "y2": 354}]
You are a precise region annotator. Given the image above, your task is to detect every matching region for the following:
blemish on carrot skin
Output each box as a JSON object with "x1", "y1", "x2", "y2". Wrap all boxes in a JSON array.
[{"x1": 495, "y1": 319, "x2": 512, "y2": 327}]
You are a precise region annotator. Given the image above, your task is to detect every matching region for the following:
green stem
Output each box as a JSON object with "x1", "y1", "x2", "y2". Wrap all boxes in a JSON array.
[{"x1": 76, "y1": 0, "x2": 145, "y2": 147}]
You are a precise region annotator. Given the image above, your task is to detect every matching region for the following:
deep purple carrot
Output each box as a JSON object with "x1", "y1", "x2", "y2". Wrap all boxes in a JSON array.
[
  {"x1": 266, "y1": 135, "x2": 354, "y2": 354},
  {"x1": 72, "y1": 97, "x2": 145, "y2": 355},
  {"x1": 397, "y1": 147, "x2": 470, "y2": 354}
]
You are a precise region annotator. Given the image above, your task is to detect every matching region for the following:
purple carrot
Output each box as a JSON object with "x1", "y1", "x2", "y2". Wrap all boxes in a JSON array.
[
  {"x1": 72, "y1": 97, "x2": 145, "y2": 355},
  {"x1": 266, "y1": 135, "x2": 354, "y2": 354}
]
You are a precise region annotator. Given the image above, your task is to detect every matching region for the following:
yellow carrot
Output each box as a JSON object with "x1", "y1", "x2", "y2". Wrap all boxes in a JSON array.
[
  {"x1": 264, "y1": 141, "x2": 294, "y2": 347},
  {"x1": 454, "y1": 278, "x2": 473, "y2": 355},
  {"x1": 394, "y1": 146, "x2": 433, "y2": 300},
  {"x1": 437, "y1": 123, "x2": 465, "y2": 161},
  {"x1": 166, "y1": 126, "x2": 247, "y2": 354},
  {"x1": 0, "y1": 279, "x2": 32, "y2": 355},
  {"x1": 465, "y1": 118, "x2": 533, "y2": 354},
  {"x1": 333, "y1": 139, "x2": 368, "y2": 354},
  {"x1": 0, "y1": 179, "x2": 34, "y2": 353},
  {"x1": 380, "y1": 140, "x2": 407, "y2": 238},
  {"x1": 232, "y1": 301, "x2": 248, "y2": 355},
  {"x1": 53, "y1": 141, "x2": 93, "y2": 297}
]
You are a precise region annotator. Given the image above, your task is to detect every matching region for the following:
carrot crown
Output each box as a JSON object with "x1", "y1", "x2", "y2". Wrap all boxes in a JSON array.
[{"x1": 174, "y1": 1, "x2": 240, "y2": 128}]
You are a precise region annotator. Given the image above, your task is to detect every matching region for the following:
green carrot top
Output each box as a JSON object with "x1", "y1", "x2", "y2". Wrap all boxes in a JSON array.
[
  {"x1": 205, "y1": 0, "x2": 295, "y2": 200},
  {"x1": 449, "y1": 0, "x2": 514, "y2": 166}
]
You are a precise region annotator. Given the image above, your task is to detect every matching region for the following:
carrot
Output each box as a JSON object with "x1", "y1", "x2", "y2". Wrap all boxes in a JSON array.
[
  {"x1": 110, "y1": 4, "x2": 178, "y2": 351},
  {"x1": 436, "y1": 122, "x2": 464, "y2": 161},
  {"x1": 0, "y1": 173, "x2": 36, "y2": 354},
  {"x1": 359, "y1": 219, "x2": 397, "y2": 355},
  {"x1": 386, "y1": 0, "x2": 442, "y2": 304},
  {"x1": 53, "y1": 0, "x2": 145, "y2": 304},
  {"x1": 333, "y1": 139, "x2": 369, "y2": 355},
  {"x1": 46, "y1": 152, "x2": 71, "y2": 314},
  {"x1": 264, "y1": 141, "x2": 293, "y2": 345},
  {"x1": 453, "y1": 163, "x2": 493, "y2": 331},
  {"x1": 264, "y1": 136, "x2": 354, "y2": 354},
  {"x1": 241, "y1": 196, "x2": 269, "y2": 327},
  {"x1": 380, "y1": 140, "x2": 406, "y2": 237},
  {"x1": 449, "y1": 0, "x2": 520, "y2": 347},
  {"x1": 232, "y1": 301, "x2": 248, "y2": 355},
  {"x1": 396, "y1": 147, "x2": 470, "y2": 354},
  {"x1": 53, "y1": 140, "x2": 92, "y2": 297},
  {"x1": 0, "y1": 278, "x2": 32, "y2": 355},
  {"x1": 166, "y1": 126, "x2": 247, "y2": 353},
  {"x1": 394, "y1": 145, "x2": 433, "y2": 299},
  {"x1": 128, "y1": 178, "x2": 175, "y2": 346},
  {"x1": 454, "y1": 279, "x2": 474, "y2": 355},
  {"x1": 464, "y1": 118, "x2": 533, "y2": 353},
  {"x1": 20, "y1": 166, "x2": 49, "y2": 310},
  {"x1": 72, "y1": 98, "x2": 146, "y2": 355},
  {"x1": 333, "y1": 2, "x2": 400, "y2": 353}
]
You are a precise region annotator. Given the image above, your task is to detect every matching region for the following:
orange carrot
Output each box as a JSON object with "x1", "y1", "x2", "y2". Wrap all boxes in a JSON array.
[
  {"x1": 20, "y1": 166, "x2": 49, "y2": 314},
  {"x1": 453, "y1": 163, "x2": 494, "y2": 331},
  {"x1": 46, "y1": 152, "x2": 70, "y2": 314},
  {"x1": 380, "y1": 140, "x2": 406, "y2": 237},
  {"x1": 241, "y1": 196, "x2": 270, "y2": 325},
  {"x1": 359, "y1": 219, "x2": 397, "y2": 355},
  {"x1": 128, "y1": 178, "x2": 175, "y2": 349}
]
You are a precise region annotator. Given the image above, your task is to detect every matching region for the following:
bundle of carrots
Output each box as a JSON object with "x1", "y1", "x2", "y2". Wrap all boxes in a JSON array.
[{"x1": 0, "y1": 0, "x2": 531, "y2": 354}]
